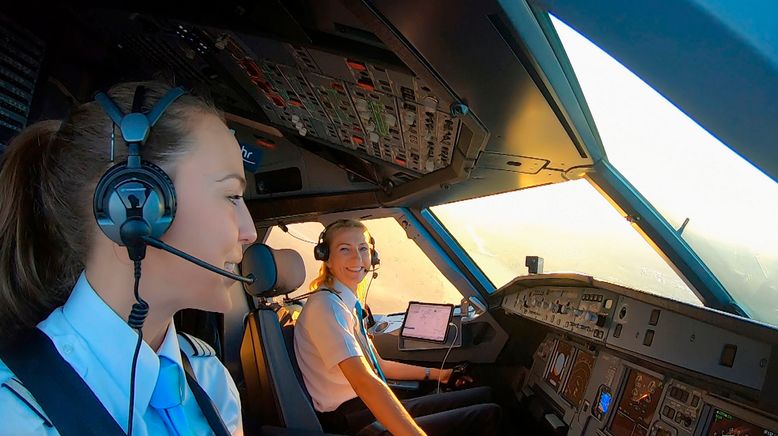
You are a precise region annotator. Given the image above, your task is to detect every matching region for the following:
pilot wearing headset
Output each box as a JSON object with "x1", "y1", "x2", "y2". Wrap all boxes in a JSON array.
[
  {"x1": 294, "y1": 219, "x2": 501, "y2": 436},
  {"x1": 0, "y1": 81, "x2": 257, "y2": 434}
]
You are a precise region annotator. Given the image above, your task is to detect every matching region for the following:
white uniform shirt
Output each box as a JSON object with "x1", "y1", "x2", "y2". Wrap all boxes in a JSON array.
[
  {"x1": 0, "y1": 272, "x2": 243, "y2": 435},
  {"x1": 294, "y1": 280, "x2": 374, "y2": 413}
]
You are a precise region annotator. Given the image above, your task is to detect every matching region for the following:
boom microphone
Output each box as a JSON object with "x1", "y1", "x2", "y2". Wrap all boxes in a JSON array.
[{"x1": 142, "y1": 236, "x2": 255, "y2": 284}]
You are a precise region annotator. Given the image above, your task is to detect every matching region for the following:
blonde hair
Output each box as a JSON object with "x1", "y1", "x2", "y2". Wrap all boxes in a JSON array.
[{"x1": 309, "y1": 219, "x2": 373, "y2": 301}]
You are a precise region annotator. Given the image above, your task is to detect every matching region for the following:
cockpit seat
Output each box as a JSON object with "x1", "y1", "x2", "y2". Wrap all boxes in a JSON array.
[{"x1": 239, "y1": 243, "x2": 323, "y2": 433}]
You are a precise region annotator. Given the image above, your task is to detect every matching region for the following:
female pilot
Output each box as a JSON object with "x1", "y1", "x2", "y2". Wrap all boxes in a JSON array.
[
  {"x1": 294, "y1": 219, "x2": 501, "y2": 436},
  {"x1": 0, "y1": 81, "x2": 257, "y2": 434}
]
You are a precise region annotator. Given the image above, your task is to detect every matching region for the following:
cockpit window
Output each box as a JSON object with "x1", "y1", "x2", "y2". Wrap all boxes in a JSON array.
[
  {"x1": 431, "y1": 180, "x2": 701, "y2": 305},
  {"x1": 549, "y1": 16, "x2": 778, "y2": 325}
]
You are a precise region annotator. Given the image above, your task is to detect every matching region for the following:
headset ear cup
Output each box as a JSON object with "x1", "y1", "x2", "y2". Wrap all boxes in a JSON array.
[
  {"x1": 313, "y1": 228, "x2": 329, "y2": 261},
  {"x1": 371, "y1": 249, "x2": 380, "y2": 267},
  {"x1": 93, "y1": 161, "x2": 176, "y2": 246},
  {"x1": 313, "y1": 242, "x2": 329, "y2": 261}
]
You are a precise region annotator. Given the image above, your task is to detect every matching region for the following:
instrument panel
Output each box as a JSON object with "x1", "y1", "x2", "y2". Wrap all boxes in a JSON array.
[
  {"x1": 201, "y1": 28, "x2": 462, "y2": 176},
  {"x1": 502, "y1": 276, "x2": 778, "y2": 436},
  {"x1": 523, "y1": 334, "x2": 778, "y2": 436},
  {"x1": 609, "y1": 369, "x2": 663, "y2": 436}
]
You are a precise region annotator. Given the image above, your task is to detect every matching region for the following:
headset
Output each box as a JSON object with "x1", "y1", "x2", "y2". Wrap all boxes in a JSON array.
[
  {"x1": 93, "y1": 85, "x2": 252, "y2": 436},
  {"x1": 93, "y1": 85, "x2": 180, "y2": 261},
  {"x1": 93, "y1": 85, "x2": 254, "y2": 283},
  {"x1": 313, "y1": 219, "x2": 380, "y2": 268}
]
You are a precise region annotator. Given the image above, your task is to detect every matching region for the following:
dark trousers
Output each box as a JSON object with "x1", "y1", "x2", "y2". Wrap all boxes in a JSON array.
[{"x1": 317, "y1": 386, "x2": 501, "y2": 436}]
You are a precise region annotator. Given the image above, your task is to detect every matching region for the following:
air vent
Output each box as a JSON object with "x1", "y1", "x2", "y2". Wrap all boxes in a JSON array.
[{"x1": 0, "y1": 14, "x2": 44, "y2": 149}]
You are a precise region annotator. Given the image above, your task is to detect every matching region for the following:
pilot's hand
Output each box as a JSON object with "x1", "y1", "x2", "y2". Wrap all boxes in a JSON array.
[{"x1": 445, "y1": 363, "x2": 475, "y2": 389}]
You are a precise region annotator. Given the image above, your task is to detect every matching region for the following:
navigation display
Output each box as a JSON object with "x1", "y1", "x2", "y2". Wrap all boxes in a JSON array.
[
  {"x1": 706, "y1": 409, "x2": 777, "y2": 436},
  {"x1": 545, "y1": 341, "x2": 573, "y2": 390},
  {"x1": 562, "y1": 350, "x2": 596, "y2": 407},
  {"x1": 609, "y1": 370, "x2": 664, "y2": 436},
  {"x1": 400, "y1": 302, "x2": 454, "y2": 343}
]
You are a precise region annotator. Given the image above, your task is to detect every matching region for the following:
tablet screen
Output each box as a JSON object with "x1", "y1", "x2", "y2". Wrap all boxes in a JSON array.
[{"x1": 400, "y1": 302, "x2": 454, "y2": 343}]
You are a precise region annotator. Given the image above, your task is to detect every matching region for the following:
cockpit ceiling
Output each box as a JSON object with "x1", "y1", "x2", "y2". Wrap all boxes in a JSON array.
[{"x1": 9, "y1": 0, "x2": 593, "y2": 210}]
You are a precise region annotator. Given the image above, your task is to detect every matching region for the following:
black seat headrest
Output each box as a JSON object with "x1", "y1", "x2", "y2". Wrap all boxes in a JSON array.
[{"x1": 241, "y1": 243, "x2": 305, "y2": 298}]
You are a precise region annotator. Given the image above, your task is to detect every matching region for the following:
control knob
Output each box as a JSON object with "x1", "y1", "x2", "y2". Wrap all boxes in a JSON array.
[{"x1": 582, "y1": 311, "x2": 599, "y2": 323}]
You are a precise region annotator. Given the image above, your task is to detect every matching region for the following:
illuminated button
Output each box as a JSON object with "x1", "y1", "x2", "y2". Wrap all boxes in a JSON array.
[
  {"x1": 384, "y1": 113, "x2": 397, "y2": 127},
  {"x1": 355, "y1": 98, "x2": 368, "y2": 111},
  {"x1": 255, "y1": 138, "x2": 275, "y2": 149},
  {"x1": 352, "y1": 136, "x2": 365, "y2": 145},
  {"x1": 331, "y1": 82, "x2": 344, "y2": 91},
  {"x1": 255, "y1": 80, "x2": 272, "y2": 93},
  {"x1": 369, "y1": 132, "x2": 379, "y2": 143},
  {"x1": 270, "y1": 95, "x2": 285, "y2": 107},
  {"x1": 289, "y1": 98, "x2": 303, "y2": 107},
  {"x1": 346, "y1": 59, "x2": 367, "y2": 71},
  {"x1": 291, "y1": 115, "x2": 300, "y2": 123},
  {"x1": 425, "y1": 160, "x2": 435, "y2": 172},
  {"x1": 357, "y1": 78, "x2": 375, "y2": 91}
]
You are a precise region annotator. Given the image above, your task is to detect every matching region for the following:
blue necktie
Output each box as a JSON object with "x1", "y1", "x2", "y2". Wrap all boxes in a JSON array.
[
  {"x1": 150, "y1": 356, "x2": 193, "y2": 436},
  {"x1": 355, "y1": 301, "x2": 387, "y2": 383}
]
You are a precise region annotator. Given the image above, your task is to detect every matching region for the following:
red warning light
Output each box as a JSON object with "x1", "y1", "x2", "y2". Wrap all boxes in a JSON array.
[{"x1": 346, "y1": 59, "x2": 367, "y2": 71}]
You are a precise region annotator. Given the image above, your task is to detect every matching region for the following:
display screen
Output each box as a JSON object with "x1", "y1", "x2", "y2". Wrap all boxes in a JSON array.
[
  {"x1": 562, "y1": 350, "x2": 596, "y2": 406},
  {"x1": 706, "y1": 409, "x2": 777, "y2": 436},
  {"x1": 598, "y1": 390, "x2": 612, "y2": 415},
  {"x1": 400, "y1": 302, "x2": 453, "y2": 342},
  {"x1": 609, "y1": 370, "x2": 664, "y2": 436},
  {"x1": 545, "y1": 341, "x2": 573, "y2": 390}
]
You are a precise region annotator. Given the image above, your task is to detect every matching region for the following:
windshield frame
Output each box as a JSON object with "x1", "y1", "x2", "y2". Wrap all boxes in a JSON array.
[
  {"x1": 586, "y1": 161, "x2": 747, "y2": 317},
  {"x1": 421, "y1": 2, "x2": 751, "y2": 318}
]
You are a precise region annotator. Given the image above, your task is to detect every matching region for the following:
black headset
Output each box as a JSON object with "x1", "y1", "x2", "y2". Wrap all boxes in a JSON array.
[
  {"x1": 93, "y1": 86, "x2": 185, "y2": 261},
  {"x1": 313, "y1": 219, "x2": 380, "y2": 267}
]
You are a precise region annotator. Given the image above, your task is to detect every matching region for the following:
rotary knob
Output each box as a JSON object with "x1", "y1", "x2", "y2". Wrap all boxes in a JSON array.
[{"x1": 583, "y1": 311, "x2": 599, "y2": 323}]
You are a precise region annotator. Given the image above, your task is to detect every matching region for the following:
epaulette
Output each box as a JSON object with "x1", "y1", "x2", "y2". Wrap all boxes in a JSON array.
[
  {"x1": 177, "y1": 332, "x2": 216, "y2": 357},
  {"x1": 1, "y1": 377, "x2": 53, "y2": 428}
]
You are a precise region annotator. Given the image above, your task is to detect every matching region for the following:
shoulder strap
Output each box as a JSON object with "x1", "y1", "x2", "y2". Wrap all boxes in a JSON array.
[
  {"x1": 180, "y1": 352, "x2": 231, "y2": 436},
  {"x1": 319, "y1": 287, "x2": 343, "y2": 301},
  {"x1": 0, "y1": 329, "x2": 125, "y2": 436}
]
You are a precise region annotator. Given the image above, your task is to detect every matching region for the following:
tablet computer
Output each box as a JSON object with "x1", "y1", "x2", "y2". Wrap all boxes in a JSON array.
[{"x1": 400, "y1": 301, "x2": 454, "y2": 343}]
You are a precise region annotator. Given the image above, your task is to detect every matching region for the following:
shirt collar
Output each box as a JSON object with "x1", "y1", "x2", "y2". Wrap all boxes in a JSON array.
[
  {"x1": 61, "y1": 272, "x2": 184, "y2": 414},
  {"x1": 331, "y1": 279, "x2": 359, "y2": 310}
]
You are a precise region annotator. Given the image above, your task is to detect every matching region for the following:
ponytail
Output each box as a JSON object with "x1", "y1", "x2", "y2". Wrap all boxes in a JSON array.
[
  {"x1": 0, "y1": 81, "x2": 220, "y2": 342},
  {"x1": 0, "y1": 121, "x2": 80, "y2": 340}
]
